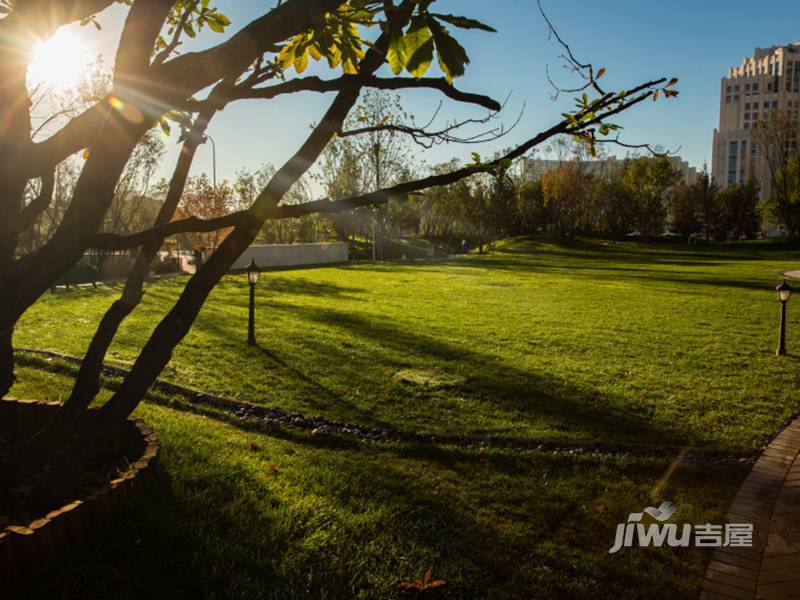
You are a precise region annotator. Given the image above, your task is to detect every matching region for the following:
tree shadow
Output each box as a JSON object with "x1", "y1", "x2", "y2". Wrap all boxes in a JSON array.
[
  {"x1": 254, "y1": 300, "x2": 696, "y2": 446},
  {"x1": 9, "y1": 429, "x2": 742, "y2": 600},
  {"x1": 343, "y1": 243, "x2": 779, "y2": 294}
]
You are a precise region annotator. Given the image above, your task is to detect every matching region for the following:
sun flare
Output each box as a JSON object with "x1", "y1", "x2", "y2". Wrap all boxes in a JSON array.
[{"x1": 28, "y1": 31, "x2": 92, "y2": 91}]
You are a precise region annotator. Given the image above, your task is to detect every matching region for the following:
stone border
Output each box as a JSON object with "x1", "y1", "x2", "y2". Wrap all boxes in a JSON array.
[
  {"x1": 700, "y1": 418, "x2": 800, "y2": 599},
  {"x1": 0, "y1": 399, "x2": 160, "y2": 582},
  {"x1": 18, "y1": 347, "x2": 754, "y2": 464}
]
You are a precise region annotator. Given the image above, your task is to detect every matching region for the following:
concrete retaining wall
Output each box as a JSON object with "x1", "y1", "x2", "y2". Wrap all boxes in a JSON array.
[{"x1": 230, "y1": 243, "x2": 348, "y2": 270}]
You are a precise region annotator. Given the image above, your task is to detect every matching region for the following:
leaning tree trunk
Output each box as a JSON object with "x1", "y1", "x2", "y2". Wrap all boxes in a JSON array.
[
  {"x1": 0, "y1": 110, "x2": 216, "y2": 489},
  {"x1": 0, "y1": 51, "x2": 35, "y2": 395},
  {"x1": 18, "y1": 33, "x2": 393, "y2": 514},
  {"x1": 0, "y1": 327, "x2": 14, "y2": 398}
]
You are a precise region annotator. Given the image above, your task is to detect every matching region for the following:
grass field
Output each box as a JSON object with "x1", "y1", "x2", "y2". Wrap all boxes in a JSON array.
[
  {"x1": 9, "y1": 237, "x2": 800, "y2": 598},
  {"x1": 15, "y1": 237, "x2": 800, "y2": 450}
]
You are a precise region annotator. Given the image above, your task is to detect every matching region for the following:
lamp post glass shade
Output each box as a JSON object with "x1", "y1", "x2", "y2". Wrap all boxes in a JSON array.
[
  {"x1": 246, "y1": 259, "x2": 261, "y2": 286},
  {"x1": 777, "y1": 279, "x2": 792, "y2": 303}
]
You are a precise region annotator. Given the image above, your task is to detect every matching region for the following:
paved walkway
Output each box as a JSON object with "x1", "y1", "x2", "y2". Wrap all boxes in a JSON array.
[{"x1": 701, "y1": 419, "x2": 800, "y2": 600}]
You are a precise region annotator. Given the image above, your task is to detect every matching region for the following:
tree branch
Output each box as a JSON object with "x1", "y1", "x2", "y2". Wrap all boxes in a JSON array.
[
  {"x1": 152, "y1": 0, "x2": 342, "y2": 101},
  {"x1": 337, "y1": 95, "x2": 522, "y2": 149},
  {"x1": 152, "y1": 0, "x2": 200, "y2": 67},
  {"x1": 114, "y1": 0, "x2": 175, "y2": 84},
  {"x1": 3, "y1": 0, "x2": 117, "y2": 35},
  {"x1": 27, "y1": 100, "x2": 110, "y2": 178},
  {"x1": 89, "y1": 211, "x2": 257, "y2": 250},
  {"x1": 188, "y1": 75, "x2": 502, "y2": 113},
  {"x1": 16, "y1": 170, "x2": 55, "y2": 234},
  {"x1": 594, "y1": 134, "x2": 680, "y2": 157},
  {"x1": 85, "y1": 81, "x2": 665, "y2": 250}
]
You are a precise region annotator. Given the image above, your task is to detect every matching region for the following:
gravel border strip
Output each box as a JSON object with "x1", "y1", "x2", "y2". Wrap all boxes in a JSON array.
[{"x1": 16, "y1": 347, "x2": 764, "y2": 465}]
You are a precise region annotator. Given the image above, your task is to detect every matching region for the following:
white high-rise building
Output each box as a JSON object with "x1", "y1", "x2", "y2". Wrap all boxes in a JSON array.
[{"x1": 711, "y1": 42, "x2": 800, "y2": 199}]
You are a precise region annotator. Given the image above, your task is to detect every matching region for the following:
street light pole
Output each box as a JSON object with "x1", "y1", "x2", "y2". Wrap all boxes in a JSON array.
[
  {"x1": 248, "y1": 281, "x2": 256, "y2": 345},
  {"x1": 373, "y1": 141, "x2": 381, "y2": 261},
  {"x1": 776, "y1": 279, "x2": 792, "y2": 356}
]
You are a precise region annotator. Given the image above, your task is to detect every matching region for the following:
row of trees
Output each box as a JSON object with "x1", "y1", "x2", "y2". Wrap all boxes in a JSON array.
[
  {"x1": 753, "y1": 110, "x2": 800, "y2": 234},
  {"x1": 380, "y1": 150, "x2": 760, "y2": 244}
]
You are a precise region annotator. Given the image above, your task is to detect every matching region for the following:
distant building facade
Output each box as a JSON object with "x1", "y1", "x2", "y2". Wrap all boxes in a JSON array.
[
  {"x1": 712, "y1": 42, "x2": 800, "y2": 199},
  {"x1": 517, "y1": 155, "x2": 698, "y2": 186}
]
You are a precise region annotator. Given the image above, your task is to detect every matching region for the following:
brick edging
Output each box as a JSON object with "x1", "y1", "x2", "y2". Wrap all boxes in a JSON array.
[{"x1": 0, "y1": 399, "x2": 161, "y2": 583}]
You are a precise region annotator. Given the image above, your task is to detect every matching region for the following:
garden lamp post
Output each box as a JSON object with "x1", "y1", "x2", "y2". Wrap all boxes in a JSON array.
[
  {"x1": 246, "y1": 259, "x2": 261, "y2": 345},
  {"x1": 777, "y1": 279, "x2": 792, "y2": 356}
]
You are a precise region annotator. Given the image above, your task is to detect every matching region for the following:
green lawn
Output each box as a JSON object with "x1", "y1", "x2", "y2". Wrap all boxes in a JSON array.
[
  {"x1": 9, "y1": 237, "x2": 800, "y2": 598},
  {"x1": 15, "y1": 237, "x2": 800, "y2": 450},
  {"x1": 12, "y1": 363, "x2": 743, "y2": 600}
]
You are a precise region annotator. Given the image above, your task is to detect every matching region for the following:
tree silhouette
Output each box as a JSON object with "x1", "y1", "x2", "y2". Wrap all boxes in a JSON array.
[{"x1": 0, "y1": 0, "x2": 677, "y2": 511}]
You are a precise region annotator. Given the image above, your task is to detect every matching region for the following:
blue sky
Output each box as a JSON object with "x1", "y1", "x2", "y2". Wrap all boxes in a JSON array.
[{"x1": 69, "y1": 0, "x2": 800, "y2": 184}]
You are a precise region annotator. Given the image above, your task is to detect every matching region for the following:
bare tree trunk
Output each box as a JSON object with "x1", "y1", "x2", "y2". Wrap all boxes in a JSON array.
[
  {"x1": 0, "y1": 60, "x2": 32, "y2": 396},
  {"x1": 1, "y1": 111, "x2": 215, "y2": 487},
  {"x1": 0, "y1": 327, "x2": 14, "y2": 398}
]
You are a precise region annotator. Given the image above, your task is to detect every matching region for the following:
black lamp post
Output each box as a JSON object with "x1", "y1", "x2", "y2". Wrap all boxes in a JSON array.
[
  {"x1": 776, "y1": 279, "x2": 792, "y2": 356},
  {"x1": 246, "y1": 259, "x2": 261, "y2": 345}
]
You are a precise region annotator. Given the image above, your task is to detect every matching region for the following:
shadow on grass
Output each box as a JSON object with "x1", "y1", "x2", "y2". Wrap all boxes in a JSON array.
[
  {"x1": 9, "y1": 418, "x2": 744, "y2": 600},
  {"x1": 346, "y1": 245, "x2": 776, "y2": 293},
  {"x1": 254, "y1": 301, "x2": 695, "y2": 446}
]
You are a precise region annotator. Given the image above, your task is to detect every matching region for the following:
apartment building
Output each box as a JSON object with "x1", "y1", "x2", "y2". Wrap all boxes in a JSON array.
[{"x1": 711, "y1": 42, "x2": 800, "y2": 199}]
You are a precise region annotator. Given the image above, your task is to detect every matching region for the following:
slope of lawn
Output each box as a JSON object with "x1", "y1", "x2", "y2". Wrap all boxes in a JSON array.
[
  {"x1": 10, "y1": 363, "x2": 744, "y2": 600},
  {"x1": 15, "y1": 237, "x2": 800, "y2": 451}
]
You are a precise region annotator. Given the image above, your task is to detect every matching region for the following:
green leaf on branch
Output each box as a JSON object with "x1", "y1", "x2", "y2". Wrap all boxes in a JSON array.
[
  {"x1": 467, "y1": 152, "x2": 483, "y2": 167},
  {"x1": 428, "y1": 18, "x2": 469, "y2": 83},
  {"x1": 387, "y1": 23, "x2": 407, "y2": 75},
  {"x1": 430, "y1": 13, "x2": 496, "y2": 32},
  {"x1": 402, "y1": 16, "x2": 434, "y2": 78}
]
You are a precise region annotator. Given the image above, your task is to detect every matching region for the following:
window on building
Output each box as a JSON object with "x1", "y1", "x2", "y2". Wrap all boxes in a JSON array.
[
  {"x1": 753, "y1": 101, "x2": 759, "y2": 109},
  {"x1": 726, "y1": 95, "x2": 731, "y2": 103},
  {"x1": 726, "y1": 85, "x2": 732, "y2": 93},
  {"x1": 744, "y1": 112, "x2": 750, "y2": 120},
  {"x1": 734, "y1": 84, "x2": 740, "y2": 92},
  {"x1": 753, "y1": 82, "x2": 759, "y2": 92},
  {"x1": 745, "y1": 83, "x2": 751, "y2": 92},
  {"x1": 734, "y1": 95, "x2": 740, "y2": 102},
  {"x1": 745, "y1": 102, "x2": 751, "y2": 110},
  {"x1": 728, "y1": 141, "x2": 738, "y2": 185}
]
